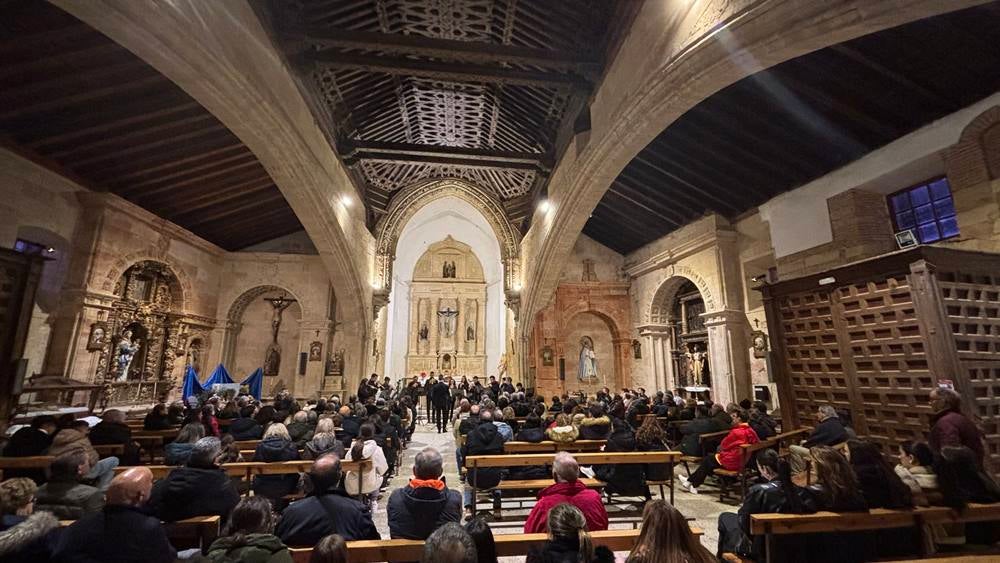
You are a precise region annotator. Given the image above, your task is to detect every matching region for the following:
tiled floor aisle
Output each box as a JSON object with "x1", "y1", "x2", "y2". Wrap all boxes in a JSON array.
[{"x1": 372, "y1": 417, "x2": 730, "y2": 561}]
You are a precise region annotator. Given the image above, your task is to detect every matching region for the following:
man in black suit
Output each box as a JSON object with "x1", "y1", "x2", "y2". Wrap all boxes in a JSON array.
[
  {"x1": 430, "y1": 377, "x2": 451, "y2": 433},
  {"x1": 88, "y1": 409, "x2": 140, "y2": 465},
  {"x1": 5, "y1": 415, "x2": 57, "y2": 457}
]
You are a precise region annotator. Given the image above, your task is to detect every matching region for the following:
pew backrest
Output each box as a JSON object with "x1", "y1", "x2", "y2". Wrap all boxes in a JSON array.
[{"x1": 466, "y1": 450, "x2": 680, "y2": 468}]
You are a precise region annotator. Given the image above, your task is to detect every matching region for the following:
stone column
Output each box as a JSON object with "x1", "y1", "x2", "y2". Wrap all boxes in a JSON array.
[
  {"x1": 702, "y1": 309, "x2": 752, "y2": 405},
  {"x1": 638, "y1": 323, "x2": 671, "y2": 392}
]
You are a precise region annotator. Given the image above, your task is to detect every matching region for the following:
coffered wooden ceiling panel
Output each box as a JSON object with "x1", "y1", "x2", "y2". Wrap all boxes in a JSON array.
[
  {"x1": 0, "y1": 0, "x2": 302, "y2": 250},
  {"x1": 264, "y1": 0, "x2": 636, "y2": 230},
  {"x1": 586, "y1": 1, "x2": 1000, "y2": 254}
]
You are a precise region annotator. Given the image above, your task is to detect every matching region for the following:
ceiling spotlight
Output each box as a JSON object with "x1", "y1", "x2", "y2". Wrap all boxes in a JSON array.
[
  {"x1": 46, "y1": 247, "x2": 55, "y2": 253},
  {"x1": 341, "y1": 195, "x2": 353, "y2": 207},
  {"x1": 538, "y1": 199, "x2": 551, "y2": 213}
]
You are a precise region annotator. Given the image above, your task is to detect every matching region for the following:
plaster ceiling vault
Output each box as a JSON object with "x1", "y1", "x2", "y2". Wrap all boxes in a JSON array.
[
  {"x1": 262, "y1": 0, "x2": 638, "y2": 231},
  {"x1": 585, "y1": 1, "x2": 1000, "y2": 254},
  {"x1": 0, "y1": 0, "x2": 303, "y2": 250}
]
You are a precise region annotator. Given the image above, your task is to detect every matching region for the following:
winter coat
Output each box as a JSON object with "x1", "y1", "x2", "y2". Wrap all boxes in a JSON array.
[
  {"x1": 853, "y1": 464, "x2": 912, "y2": 509},
  {"x1": 88, "y1": 422, "x2": 139, "y2": 465},
  {"x1": 524, "y1": 480, "x2": 608, "y2": 534},
  {"x1": 0, "y1": 512, "x2": 59, "y2": 563},
  {"x1": 206, "y1": 532, "x2": 293, "y2": 563},
  {"x1": 593, "y1": 429, "x2": 647, "y2": 497},
  {"x1": 526, "y1": 537, "x2": 614, "y2": 563},
  {"x1": 802, "y1": 417, "x2": 848, "y2": 448},
  {"x1": 149, "y1": 465, "x2": 241, "y2": 522},
  {"x1": 164, "y1": 442, "x2": 195, "y2": 466},
  {"x1": 930, "y1": 410, "x2": 985, "y2": 465},
  {"x1": 493, "y1": 422, "x2": 514, "y2": 442},
  {"x1": 895, "y1": 464, "x2": 939, "y2": 504},
  {"x1": 252, "y1": 437, "x2": 301, "y2": 499},
  {"x1": 679, "y1": 417, "x2": 718, "y2": 456},
  {"x1": 303, "y1": 437, "x2": 345, "y2": 461},
  {"x1": 275, "y1": 489, "x2": 380, "y2": 546},
  {"x1": 387, "y1": 482, "x2": 462, "y2": 539},
  {"x1": 711, "y1": 411, "x2": 733, "y2": 432},
  {"x1": 577, "y1": 416, "x2": 611, "y2": 440},
  {"x1": 463, "y1": 421, "x2": 506, "y2": 489},
  {"x1": 286, "y1": 422, "x2": 314, "y2": 448},
  {"x1": 143, "y1": 412, "x2": 173, "y2": 431},
  {"x1": 35, "y1": 477, "x2": 104, "y2": 520},
  {"x1": 750, "y1": 412, "x2": 778, "y2": 441},
  {"x1": 717, "y1": 423, "x2": 759, "y2": 471},
  {"x1": 515, "y1": 427, "x2": 546, "y2": 443},
  {"x1": 47, "y1": 428, "x2": 99, "y2": 467},
  {"x1": 52, "y1": 504, "x2": 176, "y2": 563},
  {"x1": 5, "y1": 427, "x2": 53, "y2": 457},
  {"x1": 636, "y1": 437, "x2": 672, "y2": 481},
  {"x1": 546, "y1": 424, "x2": 578, "y2": 444},
  {"x1": 229, "y1": 417, "x2": 263, "y2": 441},
  {"x1": 736, "y1": 480, "x2": 816, "y2": 559},
  {"x1": 344, "y1": 439, "x2": 389, "y2": 495}
]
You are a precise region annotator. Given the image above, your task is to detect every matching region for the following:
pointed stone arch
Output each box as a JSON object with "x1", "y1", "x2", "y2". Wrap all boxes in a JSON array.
[{"x1": 373, "y1": 178, "x2": 521, "y2": 313}]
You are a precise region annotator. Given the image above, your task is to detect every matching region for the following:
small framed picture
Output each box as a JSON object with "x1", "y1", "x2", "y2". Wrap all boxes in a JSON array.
[
  {"x1": 87, "y1": 322, "x2": 108, "y2": 351},
  {"x1": 895, "y1": 229, "x2": 918, "y2": 249},
  {"x1": 541, "y1": 346, "x2": 554, "y2": 366},
  {"x1": 309, "y1": 341, "x2": 322, "y2": 362}
]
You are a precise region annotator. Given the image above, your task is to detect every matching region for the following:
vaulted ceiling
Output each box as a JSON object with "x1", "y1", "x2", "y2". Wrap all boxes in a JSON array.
[
  {"x1": 0, "y1": 0, "x2": 302, "y2": 250},
  {"x1": 262, "y1": 0, "x2": 636, "y2": 231},
  {"x1": 585, "y1": 1, "x2": 1000, "y2": 255}
]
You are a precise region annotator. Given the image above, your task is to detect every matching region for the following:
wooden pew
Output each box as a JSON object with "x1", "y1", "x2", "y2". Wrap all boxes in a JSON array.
[
  {"x1": 93, "y1": 444, "x2": 125, "y2": 458},
  {"x1": 712, "y1": 438, "x2": 777, "y2": 502},
  {"x1": 0, "y1": 456, "x2": 52, "y2": 480},
  {"x1": 465, "y1": 451, "x2": 681, "y2": 515},
  {"x1": 287, "y1": 526, "x2": 704, "y2": 563},
  {"x1": 748, "y1": 503, "x2": 1000, "y2": 563},
  {"x1": 60, "y1": 515, "x2": 221, "y2": 550},
  {"x1": 502, "y1": 440, "x2": 606, "y2": 454},
  {"x1": 677, "y1": 427, "x2": 728, "y2": 476},
  {"x1": 771, "y1": 427, "x2": 811, "y2": 453}
]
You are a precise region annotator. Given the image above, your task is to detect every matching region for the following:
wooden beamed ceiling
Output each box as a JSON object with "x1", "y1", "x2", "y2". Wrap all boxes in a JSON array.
[
  {"x1": 265, "y1": 0, "x2": 637, "y2": 231},
  {"x1": 0, "y1": 0, "x2": 302, "y2": 251},
  {"x1": 586, "y1": 1, "x2": 1000, "y2": 254}
]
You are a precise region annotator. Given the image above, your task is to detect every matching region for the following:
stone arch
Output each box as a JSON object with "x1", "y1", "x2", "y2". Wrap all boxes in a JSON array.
[
  {"x1": 949, "y1": 105, "x2": 1000, "y2": 187},
  {"x1": 560, "y1": 308, "x2": 629, "y2": 390},
  {"x1": 373, "y1": 178, "x2": 521, "y2": 302},
  {"x1": 649, "y1": 270, "x2": 717, "y2": 324},
  {"x1": 226, "y1": 284, "x2": 305, "y2": 324},
  {"x1": 101, "y1": 253, "x2": 191, "y2": 312},
  {"x1": 560, "y1": 304, "x2": 624, "y2": 341}
]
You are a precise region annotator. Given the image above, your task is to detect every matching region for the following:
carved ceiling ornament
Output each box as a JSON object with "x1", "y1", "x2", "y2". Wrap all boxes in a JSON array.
[
  {"x1": 373, "y1": 178, "x2": 521, "y2": 314},
  {"x1": 358, "y1": 159, "x2": 535, "y2": 199},
  {"x1": 398, "y1": 0, "x2": 495, "y2": 42}
]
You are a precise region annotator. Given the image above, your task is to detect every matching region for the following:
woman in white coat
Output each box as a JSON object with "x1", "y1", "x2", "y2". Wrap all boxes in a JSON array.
[{"x1": 344, "y1": 422, "x2": 388, "y2": 509}]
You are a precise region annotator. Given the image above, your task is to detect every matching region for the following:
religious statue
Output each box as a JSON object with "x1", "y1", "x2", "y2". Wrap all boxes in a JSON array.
[
  {"x1": 582, "y1": 259, "x2": 598, "y2": 282},
  {"x1": 466, "y1": 322, "x2": 475, "y2": 341},
  {"x1": 262, "y1": 294, "x2": 296, "y2": 377},
  {"x1": 418, "y1": 322, "x2": 429, "y2": 341},
  {"x1": 578, "y1": 336, "x2": 597, "y2": 381},
  {"x1": 114, "y1": 329, "x2": 141, "y2": 382},
  {"x1": 327, "y1": 350, "x2": 344, "y2": 376},
  {"x1": 751, "y1": 330, "x2": 769, "y2": 358},
  {"x1": 263, "y1": 345, "x2": 280, "y2": 377},
  {"x1": 438, "y1": 307, "x2": 458, "y2": 337},
  {"x1": 632, "y1": 339, "x2": 642, "y2": 359},
  {"x1": 442, "y1": 261, "x2": 457, "y2": 278},
  {"x1": 441, "y1": 354, "x2": 453, "y2": 370}
]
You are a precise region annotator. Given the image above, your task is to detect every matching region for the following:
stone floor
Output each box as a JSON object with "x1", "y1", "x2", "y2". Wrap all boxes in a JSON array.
[{"x1": 371, "y1": 417, "x2": 732, "y2": 561}]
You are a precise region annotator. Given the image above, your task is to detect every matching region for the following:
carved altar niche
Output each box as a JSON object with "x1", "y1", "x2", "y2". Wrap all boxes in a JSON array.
[
  {"x1": 98, "y1": 261, "x2": 186, "y2": 406},
  {"x1": 406, "y1": 236, "x2": 487, "y2": 376}
]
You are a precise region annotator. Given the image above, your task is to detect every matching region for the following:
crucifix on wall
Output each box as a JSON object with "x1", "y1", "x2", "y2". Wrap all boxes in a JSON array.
[
  {"x1": 263, "y1": 294, "x2": 296, "y2": 376},
  {"x1": 438, "y1": 307, "x2": 458, "y2": 338}
]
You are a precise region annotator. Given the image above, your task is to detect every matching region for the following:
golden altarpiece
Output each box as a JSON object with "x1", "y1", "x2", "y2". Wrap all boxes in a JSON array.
[{"x1": 405, "y1": 237, "x2": 487, "y2": 376}]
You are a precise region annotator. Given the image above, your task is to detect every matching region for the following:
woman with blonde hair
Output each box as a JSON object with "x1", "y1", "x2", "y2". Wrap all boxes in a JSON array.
[
  {"x1": 626, "y1": 500, "x2": 714, "y2": 563},
  {"x1": 252, "y1": 423, "x2": 300, "y2": 503},
  {"x1": 526, "y1": 503, "x2": 613, "y2": 563}
]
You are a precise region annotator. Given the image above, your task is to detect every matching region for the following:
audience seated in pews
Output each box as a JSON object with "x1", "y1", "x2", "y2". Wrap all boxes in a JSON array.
[
  {"x1": 252, "y1": 423, "x2": 301, "y2": 503},
  {"x1": 935, "y1": 445, "x2": 1000, "y2": 509},
  {"x1": 0, "y1": 477, "x2": 59, "y2": 563},
  {"x1": 748, "y1": 400, "x2": 777, "y2": 441},
  {"x1": 167, "y1": 402, "x2": 186, "y2": 426},
  {"x1": 206, "y1": 496, "x2": 293, "y2": 563},
  {"x1": 491, "y1": 410, "x2": 515, "y2": 442},
  {"x1": 344, "y1": 423, "x2": 389, "y2": 509},
  {"x1": 515, "y1": 414, "x2": 545, "y2": 443},
  {"x1": 202, "y1": 404, "x2": 222, "y2": 437},
  {"x1": 219, "y1": 434, "x2": 244, "y2": 464},
  {"x1": 929, "y1": 388, "x2": 985, "y2": 465},
  {"x1": 577, "y1": 404, "x2": 611, "y2": 441},
  {"x1": 6, "y1": 415, "x2": 57, "y2": 458},
  {"x1": 524, "y1": 451, "x2": 608, "y2": 534},
  {"x1": 48, "y1": 419, "x2": 118, "y2": 491},
  {"x1": 149, "y1": 436, "x2": 240, "y2": 523},
  {"x1": 275, "y1": 454, "x2": 379, "y2": 546},
  {"x1": 164, "y1": 422, "x2": 205, "y2": 466},
  {"x1": 634, "y1": 415, "x2": 672, "y2": 481},
  {"x1": 627, "y1": 499, "x2": 714, "y2": 563},
  {"x1": 308, "y1": 534, "x2": 348, "y2": 563},
  {"x1": 422, "y1": 522, "x2": 477, "y2": 563},
  {"x1": 895, "y1": 440, "x2": 939, "y2": 505},
  {"x1": 89, "y1": 409, "x2": 140, "y2": 465},
  {"x1": 217, "y1": 398, "x2": 240, "y2": 421},
  {"x1": 35, "y1": 451, "x2": 104, "y2": 519},
  {"x1": 788, "y1": 405, "x2": 848, "y2": 473},
  {"x1": 462, "y1": 409, "x2": 505, "y2": 513},
  {"x1": 388, "y1": 447, "x2": 462, "y2": 540},
  {"x1": 593, "y1": 417, "x2": 648, "y2": 499},
  {"x1": 54, "y1": 466, "x2": 177, "y2": 563},
  {"x1": 546, "y1": 414, "x2": 578, "y2": 444},
  {"x1": 805, "y1": 445, "x2": 867, "y2": 511},
  {"x1": 847, "y1": 439, "x2": 913, "y2": 509},
  {"x1": 286, "y1": 411, "x2": 315, "y2": 448},
  {"x1": 717, "y1": 449, "x2": 814, "y2": 561},
  {"x1": 679, "y1": 408, "x2": 759, "y2": 495},
  {"x1": 143, "y1": 403, "x2": 173, "y2": 431},
  {"x1": 338, "y1": 406, "x2": 362, "y2": 448},
  {"x1": 230, "y1": 404, "x2": 264, "y2": 441},
  {"x1": 679, "y1": 405, "x2": 714, "y2": 457},
  {"x1": 304, "y1": 419, "x2": 345, "y2": 460},
  {"x1": 526, "y1": 503, "x2": 613, "y2": 563},
  {"x1": 464, "y1": 517, "x2": 498, "y2": 563},
  {"x1": 708, "y1": 403, "x2": 733, "y2": 431}
]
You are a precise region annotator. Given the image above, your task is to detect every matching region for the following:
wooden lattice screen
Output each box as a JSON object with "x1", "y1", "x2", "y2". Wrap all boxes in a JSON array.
[{"x1": 762, "y1": 247, "x2": 1000, "y2": 476}]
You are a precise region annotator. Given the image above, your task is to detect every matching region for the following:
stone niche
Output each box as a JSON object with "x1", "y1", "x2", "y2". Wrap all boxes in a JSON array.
[{"x1": 406, "y1": 236, "x2": 487, "y2": 376}]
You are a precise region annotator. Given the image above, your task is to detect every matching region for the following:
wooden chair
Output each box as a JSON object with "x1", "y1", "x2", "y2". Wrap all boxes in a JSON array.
[{"x1": 712, "y1": 438, "x2": 777, "y2": 503}]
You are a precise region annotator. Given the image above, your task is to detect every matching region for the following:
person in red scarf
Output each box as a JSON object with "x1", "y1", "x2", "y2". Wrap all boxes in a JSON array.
[
  {"x1": 524, "y1": 451, "x2": 609, "y2": 533},
  {"x1": 387, "y1": 447, "x2": 462, "y2": 540},
  {"x1": 679, "y1": 408, "x2": 759, "y2": 494}
]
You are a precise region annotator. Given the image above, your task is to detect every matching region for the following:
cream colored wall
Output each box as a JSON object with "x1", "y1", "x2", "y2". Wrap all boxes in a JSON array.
[
  {"x1": 559, "y1": 235, "x2": 625, "y2": 284},
  {"x1": 231, "y1": 293, "x2": 302, "y2": 390}
]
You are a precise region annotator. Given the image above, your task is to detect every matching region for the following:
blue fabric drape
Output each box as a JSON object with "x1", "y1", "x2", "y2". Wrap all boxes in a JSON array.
[
  {"x1": 241, "y1": 368, "x2": 263, "y2": 401},
  {"x1": 181, "y1": 365, "x2": 204, "y2": 400},
  {"x1": 203, "y1": 364, "x2": 234, "y2": 387}
]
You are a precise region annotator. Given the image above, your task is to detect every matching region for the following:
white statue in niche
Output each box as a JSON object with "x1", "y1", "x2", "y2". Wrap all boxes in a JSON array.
[
  {"x1": 438, "y1": 307, "x2": 458, "y2": 338},
  {"x1": 578, "y1": 336, "x2": 598, "y2": 381}
]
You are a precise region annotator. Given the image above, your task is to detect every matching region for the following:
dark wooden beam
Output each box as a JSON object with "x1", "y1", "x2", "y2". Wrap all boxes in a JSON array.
[
  {"x1": 95, "y1": 144, "x2": 247, "y2": 183},
  {"x1": 66, "y1": 124, "x2": 230, "y2": 168},
  {"x1": 606, "y1": 179, "x2": 689, "y2": 225},
  {"x1": 46, "y1": 113, "x2": 217, "y2": 159},
  {"x1": 0, "y1": 75, "x2": 166, "y2": 121},
  {"x1": 201, "y1": 205, "x2": 297, "y2": 235},
  {"x1": 148, "y1": 177, "x2": 277, "y2": 214},
  {"x1": 344, "y1": 140, "x2": 550, "y2": 170},
  {"x1": 307, "y1": 51, "x2": 590, "y2": 90},
  {"x1": 110, "y1": 152, "x2": 258, "y2": 191},
  {"x1": 632, "y1": 154, "x2": 744, "y2": 215},
  {"x1": 0, "y1": 138, "x2": 102, "y2": 191},
  {"x1": 179, "y1": 192, "x2": 288, "y2": 227},
  {"x1": 26, "y1": 101, "x2": 201, "y2": 150},
  {"x1": 295, "y1": 28, "x2": 598, "y2": 72},
  {"x1": 124, "y1": 161, "x2": 269, "y2": 200}
]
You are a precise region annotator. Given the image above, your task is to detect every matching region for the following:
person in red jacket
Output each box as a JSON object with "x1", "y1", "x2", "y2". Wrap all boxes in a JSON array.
[
  {"x1": 524, "y1": 451, "x2": 608, "y2": 533},
  {"x1": 679, "y1": 409, "x2": 759, "y2": 494}
]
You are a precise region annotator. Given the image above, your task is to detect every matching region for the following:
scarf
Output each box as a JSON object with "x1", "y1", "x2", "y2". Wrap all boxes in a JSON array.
[{"x1": 409, "y1": 478, "x2": 446, "y2": 491}]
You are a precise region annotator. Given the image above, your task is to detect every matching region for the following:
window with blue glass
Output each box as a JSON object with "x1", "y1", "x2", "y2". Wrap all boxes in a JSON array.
[{"x1": 889, "y1": 177, "x2": 959, "y2": 244}]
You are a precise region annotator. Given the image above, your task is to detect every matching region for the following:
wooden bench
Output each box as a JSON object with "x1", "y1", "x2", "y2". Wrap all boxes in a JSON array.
[
  {"x1": 0, "y1": 456, "x2": 52, "y2": 480},
  {"x1": 465, "y1": 451, "x2": 681, "y2": 515},
  {"x1": 677, "y1": 427, "x2": 728, "y2": 476},
  {"x1": 502, "y1": 440, "x2": 606, "y2": 454},
  {"x1": 748, "y1": 503, "x2": 1000, "y2": 563},
  {"x1": 93, "y1": 444, "x2": 125, "y2": 458},
  {"x1": 771, "y1": 427, "x2": 811, "y2": 453},
  {"x1": 712, "y1": 438, "x2": 777, "y2": 502},
  {"x1": 60, "y1": 514, "x2": 220, "y2": 549},
  {"x1": 287, "y1": 526, "x2": 704, "y2": 563}
]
